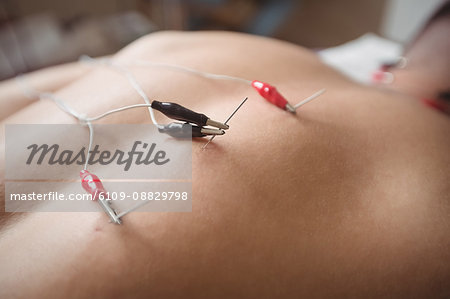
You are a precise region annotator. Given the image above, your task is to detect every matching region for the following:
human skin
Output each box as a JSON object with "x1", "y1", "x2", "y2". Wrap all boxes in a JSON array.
[
  {"x1": 0, "y1": 31, "x2": 449, "y2": 298},
  {"x1": 0, "y1": 61, "x2": 89, "y2": 120}
]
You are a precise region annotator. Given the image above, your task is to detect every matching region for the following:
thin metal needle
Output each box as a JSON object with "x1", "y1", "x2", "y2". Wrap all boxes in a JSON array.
[
  {"x1": 202, "y1": 97, "x2": 248, "y2": 149},
  {"x1": 293, "y1": 88, "x2": 326, "y2": 110},
  {"x1": 117, "y1": 200, "x2": 152, "y2": 218}
]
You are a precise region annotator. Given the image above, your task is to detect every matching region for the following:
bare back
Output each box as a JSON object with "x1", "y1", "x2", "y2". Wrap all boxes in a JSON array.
[{"x1": 0, "y1": 31, "x2": 449, "y2": 298}]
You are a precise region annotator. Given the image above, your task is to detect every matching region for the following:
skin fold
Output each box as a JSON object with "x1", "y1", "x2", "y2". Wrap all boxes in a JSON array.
[{"x1": 0, "y1": 31, "x2": 449, "y2": 298}]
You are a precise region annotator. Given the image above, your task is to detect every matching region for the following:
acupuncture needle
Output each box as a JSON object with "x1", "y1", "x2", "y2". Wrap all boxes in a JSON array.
[
  {"x1": 116, "y1": 200, "x2": 151, "y2": 218},
  {"x1": 118, "y1": 99, "x2": 247, "y2": 218},
  {"x1": 293, "y1": 88, "x2": 326, "y2": 110},
  {"x1": 202, "y1": 97, "x2": 248, "y2": 149}
]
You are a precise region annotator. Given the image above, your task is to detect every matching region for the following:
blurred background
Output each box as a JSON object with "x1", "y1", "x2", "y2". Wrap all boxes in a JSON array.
[{"x1": 0, "y1": 0, "x2": 444, "y2": 80}]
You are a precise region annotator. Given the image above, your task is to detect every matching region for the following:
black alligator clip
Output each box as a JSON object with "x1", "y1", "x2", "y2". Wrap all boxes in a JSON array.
[{"x1": 151, "y1": 101, "x2": 228, "y2": 138}]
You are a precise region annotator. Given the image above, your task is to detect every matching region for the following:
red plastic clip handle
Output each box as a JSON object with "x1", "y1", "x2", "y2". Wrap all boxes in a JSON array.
[
  {"x1": 80, "y1": 170, "x2": 107, "y2": 200},
  {"x1": 371, "y1": 70, "x2": 385, "y2": 83},
  {"x1": 421, "y1": 98, "x2": 447, "y2": 112},
  {"x1": 252, "y1": 80, "x2": 289, "y2": 110}
]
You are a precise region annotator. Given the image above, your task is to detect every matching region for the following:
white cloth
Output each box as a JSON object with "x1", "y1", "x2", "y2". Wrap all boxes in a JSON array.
[{"x1": 318, "y1": 33, "x2": 403, "y2": 84}]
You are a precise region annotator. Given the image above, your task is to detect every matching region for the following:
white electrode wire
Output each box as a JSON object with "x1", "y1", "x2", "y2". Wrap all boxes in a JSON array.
[
  {"x1": 16, "y1": 74, "x2": 97, "y2": 170},
  {"x1": 81, "y1": 56, "x2": 326, "y2": 112},
  {"x1": 116, "y1": 200, "x2": 151, "y2": 218},
  {"x1": 293, "y1": 88, "x2": 326, "y2": 110},
  {"x1": 16, "y1": 75, "x2": 163, "y2": 124},
  {"x1": 79, "y1": 55, "x2": 162, "y2": 128},
  {"x1": 80, "y1": 55, "x2": 252, "y2": 85},
  {"x1": 122, "y1": 71, "x2": 161, "y2": 128},
  {"x1": 15, "y1": 75, "x2": 161, "y2": 171},
  {"x1": 84, "y1": 121, "x2": 94, "y2": 170},
  {"x1": 118, "y1": 59, "x2": 327, "y2": 113},
  {"x1": 83, "y1": 103, "x2": 164, "y2": 168},
  {"x1": 15, "y1": 75, "x2": 84, "y2": 120},
  {"x1": 85, "y1": 103, "x2": 154, "y2": 122},
  {"x1": 128, "y1": 59, "x2": 253, "y2": 85}
]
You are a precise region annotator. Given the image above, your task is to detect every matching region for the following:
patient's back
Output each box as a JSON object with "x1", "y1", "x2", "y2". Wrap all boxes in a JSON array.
[{"x1": 0, "y1": 31, "x2": 449, "y2": 298}]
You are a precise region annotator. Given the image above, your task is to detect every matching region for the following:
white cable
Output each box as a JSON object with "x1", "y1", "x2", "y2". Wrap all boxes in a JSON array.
[
  {"x1": 79, "y1": 55, "x2": 162, "y2": 128},
  {"x1": 293, "y1": 89, "x2": 326, "y2": 110},
  {"x1": 120, "y1": 69, "x2": 160, "y2": 127},
  {"x1": 85, "y1": 103, "x2": 154, "y2": 122},
  {"x1": 16, "y1": 75, "x2": 161, "y2": 125},
  {"x1": 16, "y1": 75, "x2": 97, "y2": 170},
  {"x1": 15, "y1": 75, "x2": 158, "y2": 172},
  {"x1": 15, "y1": 75, "x2": 84, "y2": 121},
  {"x1": 84, "y1": 121, "x2": 94, "y2": 170},
  {"x1": 81, "y1": 57, "x2": 327, "y2": 113},
  {"x1": 116, "y1": 200, "x2": 151, "y2": 218},
  {"x1": 128, "y1": 59, "x2": 253, "y2": 85},
  {"x1": 19, "y1": 57, "x2": 166, "y2": 171},
  {"x1": 80, "y1": 55, "x2": 252, "y2": 85}
]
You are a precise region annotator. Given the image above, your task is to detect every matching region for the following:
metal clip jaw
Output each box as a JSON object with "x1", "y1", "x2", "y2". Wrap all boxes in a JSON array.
[
  {"x1": 151, "y1": 101, "x2": 229, "y2": 130},
  {"x1": 152, "y1": 100, "x2": 228, "y2": 138},
  {"x1": 98, "y1": 198, "x2": 122, "y2": 224},
  {"x1": 80, "y1": 170, "x2": 122, "y2": 225},
  {"x1": 205, "y1": 118, "x2": 229, "y2": 130},
  {"x1": 285, "y1": 103, "x2": 296, "y2": 114},
  {"x1": 158, "y1": 122, "x2": 224, "y2": 138},
  {"x1": 200, "y1": 126, "x2": 225, "y2": 136}
]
